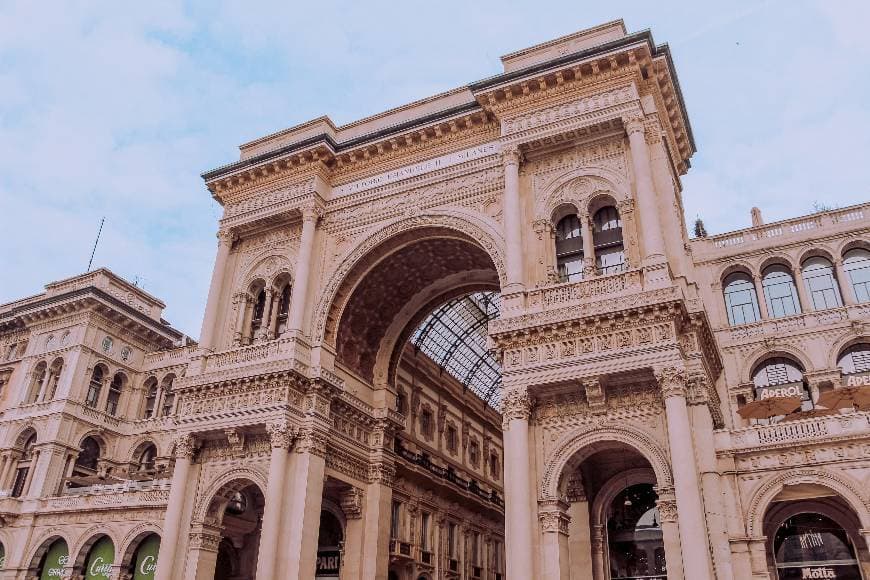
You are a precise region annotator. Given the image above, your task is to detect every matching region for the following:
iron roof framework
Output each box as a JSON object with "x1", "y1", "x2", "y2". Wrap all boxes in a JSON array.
[{"x1": 410, "y1": 292, "x2": 502, "y2": 410}]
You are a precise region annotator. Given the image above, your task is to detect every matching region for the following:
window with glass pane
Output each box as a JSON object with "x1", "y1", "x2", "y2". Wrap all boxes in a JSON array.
[
  {"x1": 844, "y1": 248, "x2": 870, "y2": 303},
  {"x1": 421, "y1": 512, "x2": 430, "y2": 551},
  {"x1": 762, "y1": 265, "x2": 801, "y2": 318},
  {"x1": 85, "y1": 367, "x2": 103, "y2": 408},
  {"x1": 752, "y1": 358, "x2": 812, "y2": 412},
  {"x1": 802, "y1": 257, "x2": 842, "y2": 310},
  {"x1": 838, "y1": 344, "x2": 870, "y2": 375},
  {"x1": 593, "y1": 206, "x2": 625, "y2": 275},
  {"x1": 723, "y1": 273, "x2": 761, "y2": 325},
  {"x1": 555, "y1": 214, "x2": 584, "y2": 282},
  {"x1": 773, "y1": 513, "x2": 861, "y2": 580},
  {"x1": 390, "y1": 501, "x2": 401, "y2": 539}
]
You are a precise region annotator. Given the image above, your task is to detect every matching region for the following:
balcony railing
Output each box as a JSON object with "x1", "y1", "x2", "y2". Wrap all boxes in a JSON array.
[
  {"x1": 528, "y1": 268, "x2": 643, "y2": 312},
  {"x1": 719, "y1": 302, "x2": 868, "y2": 343},
  {"x1": 395, "y1": 441, "x2": 503, "y2": 508},
  {"x1": 730, "y1": 411, "x2": 869, "y2": 449},
  {"x1": 692, "y1": 203, "x2": 869, "y2": 255}
]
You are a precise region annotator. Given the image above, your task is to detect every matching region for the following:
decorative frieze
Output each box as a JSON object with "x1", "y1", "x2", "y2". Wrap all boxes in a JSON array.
[{"x1": 265, "y1": 420, "x2": 296, "y2": 450}]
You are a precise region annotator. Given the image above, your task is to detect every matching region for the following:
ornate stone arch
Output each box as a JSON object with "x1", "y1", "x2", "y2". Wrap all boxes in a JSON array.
[
  {"x1": 745, "y1": 468, "x2": 870, "y2": 537},
  {"x1": 24, "y1": 530, "x2": 70, "y2": 574},
  {"x1": 192, "y1": 466, "x2": 268, "y2": 524},
  {"x1": 70, "y1": 527, "x2": 118, "y2": 573},
  {"x1": 128, "y1": 437, "x2": 160, "y2": 464},
  {"x1": 314, "y1": 210, "x2": 507, "y2": 348},
  {"x1": 118, "y1": 524, "x2": 162, "y2": 572},
  {"x1": 540, "y1": 423, "x2": 672, "y2": 502},
  {"x1": 13, "y1": 425, "x2": 37, "y2": 448},
  {"x1": 827, "y1": 332, "x2": 870, "y2": 370},
  {"x1": 590, "y1": 467, "x2": 657, "y2": 526},
  {"x1": 837, "y1": 237, "x2": 870, "y2": 257},
  {"x1": 534, "y1": 165, "x2": 630, "y2": 221},
  {"x1": 740, "y1": 346, "x2": 814, "y2": 384},
  {"x1": 717, "y1": 263, "x2": 756, "y2": 285},
  {"x1": 757, "y1": 253, "x2": 797, "y2": 274}
]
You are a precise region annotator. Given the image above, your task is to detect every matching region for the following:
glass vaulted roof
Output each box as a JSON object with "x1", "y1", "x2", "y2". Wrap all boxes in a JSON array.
[{"x1": 410, "y1": 292, "x2": 502, "y2": 410}]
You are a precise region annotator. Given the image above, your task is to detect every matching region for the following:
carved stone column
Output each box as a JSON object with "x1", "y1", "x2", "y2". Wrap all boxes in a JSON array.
[
  {"x1": 590, "y1": 523, "x2": 606, "y2": 580},
  {"x1": 753, "y1": 274, "x2": 771, "y2": 319},
  {"x1": 791, "y1": 265, "x2": 811, "y2": 313},
  {"x1": 256, "y1": 420, "x2": 295, "y2": 580},
  {"x1": 199, "y1": 230, "x2": 235, "y2": 351},
  {"x1": 835, "y1": 258, "x2": 857, "y2": 305},
  {"x1": 501, "y1": 145, "x2": 525, "y2": 293},
  {"x1": 287, "y1": 204, "x2": 322, "y2": 334},
  {"x1": 689, "y1": 378, "x2": 734, "y2": 580},
  {"x1": 566, "y1": 477, "x2": 593, "y2": 580},
  {"x1": 155, "y1": 434, "x2": 197, "y2": 580},
  {"x1": 502, "y1": 388, "x2": 534, "y2": 580},
  {"x1": 655, "y1": 495, "x2": 684, "y2": 580},
  {"x1": 624, "y1": 115, "x2": 666, "y2": 264},
  {"x1": 748, "y1": 537, "x2": 771, "y2": 579},
  {"x1": 657, "y1": 366, "x2": 714, "y2": 579},
  {"x1": 284, "y1": 428, "x2": 328, "y2": 580},
  {"x1": 257, "y1": 288, "x2": 274, "y2": 341},
  {"x1": 232, "y1": 292, "x2": 249, "y2": 346},
  {"x1": 539, "y1": 499, "x2": 571, "y2": 580},
  {"x1": 184, "y1": 523, "x2": 223, "y2": 580},
  {"x1": 579, "y1": 211, "x2": 596, "y2": 276}
]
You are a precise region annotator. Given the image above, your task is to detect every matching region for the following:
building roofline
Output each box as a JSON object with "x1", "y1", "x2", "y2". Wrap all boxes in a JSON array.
[{"x1": 202, "y1": 26, "x2": 695, "y2": 183}]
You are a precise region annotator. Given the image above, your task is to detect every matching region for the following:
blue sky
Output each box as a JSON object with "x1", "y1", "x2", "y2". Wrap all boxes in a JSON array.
[{"x1": 1, "y1": 0, "x2": 868, "y2": 337}]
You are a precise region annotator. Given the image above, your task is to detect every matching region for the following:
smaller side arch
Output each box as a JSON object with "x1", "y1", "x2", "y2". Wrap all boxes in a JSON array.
[
  {"x1": 827, "y1": 332, "x2": 870, "y2": 370},
  {"x1": 540, "y1": 423, "x2": 672, "y2": 502},
  {"x1": 740, "y1": 346, "x2": 814, "y2": 385},
  {"x1": 118, "y1": 526, "x2": 162, "y2": 574},
  {"x1": 589, "y1": 467, "x2": 657, "y2": 526},
  {"x1": 70, "y1": 530, "x2": 117, "y2": 575},
  {"x1": 192, "y1": 466, "x2": 268, "y2": 524},
  {"x1": 24, "y1": 532, "x2": 70, "y2": 576},
  {"x1": 745, "y1": 468, "x2": 870, "y2": 538}
]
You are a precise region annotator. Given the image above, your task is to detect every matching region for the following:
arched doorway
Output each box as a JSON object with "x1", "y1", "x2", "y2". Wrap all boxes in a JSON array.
[
  {"x1": 80, "y1": 535, "x2": 114, "y2": 579},
  {"x1": 33, "y1": 538, "x2": 70, "y2": 580},
  {"x1": 772, "y1": 513, "x2": 862, "y2": 579},
  {"x1": 126, "y1": 533, "x2": 160, "y2": 580},
  {"x1": 316, "y1": 510, "x2": 344, "y2": 579},
  {"x1": 196, "y1": 480, "x2": 265, "y2": 580},
  {"x1": 607, "y1": 484, "x2": 665, "y2": 580}
]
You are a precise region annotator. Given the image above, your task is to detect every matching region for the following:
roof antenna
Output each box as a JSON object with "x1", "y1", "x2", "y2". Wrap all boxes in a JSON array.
[{"x1": 87, "y1": 217, "x2": 105, "y2": 272}]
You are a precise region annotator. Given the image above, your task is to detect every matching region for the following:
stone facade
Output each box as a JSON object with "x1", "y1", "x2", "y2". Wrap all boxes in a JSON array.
[{"x1": 0, "y1": 18, "x2": 868, "y2": 580}]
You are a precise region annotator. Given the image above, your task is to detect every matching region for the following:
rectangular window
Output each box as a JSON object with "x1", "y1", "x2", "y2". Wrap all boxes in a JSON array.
[
  {"x1": 472, "y1": 532, "x2": 481, "y2": 565},
  {"x1": 421, "y1": 512, "x2": 430, "y2": 551},
  {"x1": 11, "y1": 467, "x2": 28, "y2": 498},
  {"x1": 448, "y1": 523, "x2": 457, "y2": 558},
  {"x1": 390, "y1": 501, "x2": 401, "y2": 539}
]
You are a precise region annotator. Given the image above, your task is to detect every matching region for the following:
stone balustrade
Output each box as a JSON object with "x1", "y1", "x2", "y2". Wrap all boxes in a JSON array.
[
  {"x1": 730, "y1": 411, "x2": 870, "y2": 450},
  {"x1": 527, "y1": 269, "x2": 643, "y2": 312},
  {"x1": 143, "y1": 344, "x2": 196, "y2": 367},
  {"x1": 718, "y1": 302, "x2": 870, "y2": 345},
  {"x1": 691, "y1": 202, "x2": 869, "y2": 259}
]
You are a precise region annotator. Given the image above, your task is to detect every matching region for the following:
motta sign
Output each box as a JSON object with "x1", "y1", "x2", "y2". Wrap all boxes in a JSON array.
[
  {"x1": 801, "y1": 567, "x2": 836, "y2": 579},
  {"x1": 758, "y1": 384, "x2": 802, "y2": 400},
  {"x1": 316, "y1": 550, "x2": 341, "y2": 576}
]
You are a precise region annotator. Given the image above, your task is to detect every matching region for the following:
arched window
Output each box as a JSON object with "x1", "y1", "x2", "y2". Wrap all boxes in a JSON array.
[
  {"x1": 752, "y1": 357, "x2": 812, "y2": 412},
  {"x1": 11, "y1": 433, "x2": 36, "y2": 497},
  {"x1": 773, "y1": 513, "x2": 861, "y2": 578},
  {"x1": 723, "y1": 272, "x2": 761, "y2": 325},
  {"x1": 160, "y1": 375, "x2": 175, "y2": 417},
  {"x1": 838, "y1": 344, "x2": 870, "y2": 383},
  {"x1": 607, "y1": 484, "x2": 664, "y2": 580},
  {"x1": 142, "y1": 377, "x2": 158, "y2": 419},
  {"x1": 554, "y1": 214, "x2": 584, "y2": 282},
  {"x1": 317, "y1": 511, "x2": 344, "y2": 578},
  {"x1": 592, "y1": 206, "x2": 625, "y2": 274},
  {"x1": 762, "y1": 264, "x2": 801, "y2": 318},
  {"x1": 802, "y1": 256, "x2": 843, "y2": 310},
  {"x1": 26, "y1": 361, "x2": 47, "y2": 404},
  {"x1": 46, "y1": 358, "x2": 63, "y2": 400},
  {"x1": 85, "y1": 366, "x2": 104, "y2": 408},
  {"x1": 105, "y1": 373, "x2": 124, "y2": 416},
  {"x1": 136, "y1": 444, "x2": 157, "y2": 474},
  {"x1": 276, "y1": 281, "x2": 292, "y2": 335},
  {"x1": 250, "y1": 288, "x2": 267, "y2": 337},
  {"x1": 75, "y1": 437, "x2": 101, "y2": 473},
  {"x1": 843, "y1": 248, "x2": 870, "y2": 303}
]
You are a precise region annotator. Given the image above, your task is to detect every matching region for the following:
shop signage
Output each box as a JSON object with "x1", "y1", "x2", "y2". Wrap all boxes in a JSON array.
[
  {"x1": 757, "y1": 383, "x2": 802, "y2": 400},
  {"x1": 316, "y1": 549, "x2": 341, "y2": 576},
  {"x1": 844, "y1": 373, "x2": 870, "y2": 386},
  {"x1": 84, "y1": 537, "x2": 114, "y2": 580},
  {"x1": 40, "y1": 541, "x2": 70, "y2": 579},
  {"x1": 800, "y1": 567, "x2": 836, "y2": 579},
  {"x1": 132, "y1": 536, "x2": 160, "y2": 580}
]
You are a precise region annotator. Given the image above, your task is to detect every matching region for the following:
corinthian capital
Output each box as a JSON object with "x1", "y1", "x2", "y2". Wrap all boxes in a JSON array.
[
  {"x1": 174, "y1": 433, "x2": 198, "y2": 459},
  {"x1": 622, "y1": 114, "x2": 646, "y2": 137},
  {"x1": 301, "y1": 203, "x2": 324, "y2": 223},
  {"x1": 266, "y1": 419, "x2": 297, "y2": 450},
  {"x1": 500, "y1": 144, "x2": 522, "y2": 167},
  {"x1": 216, "y1": 229, "x2": 237, "y2": 246},
  {"x1": 655, "y1": 365, "x2": 688, "y2": 400},
  {"x1": 501, "y1": 388, "x2": 534, "y2": 422}
]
